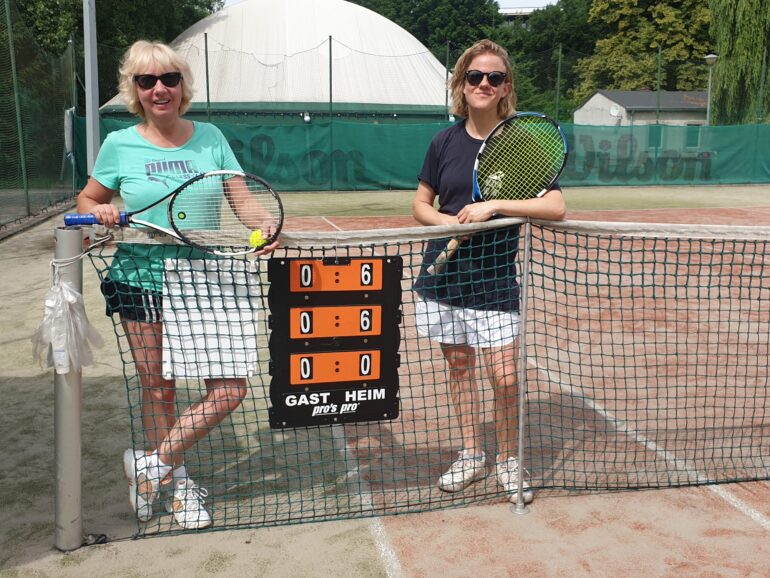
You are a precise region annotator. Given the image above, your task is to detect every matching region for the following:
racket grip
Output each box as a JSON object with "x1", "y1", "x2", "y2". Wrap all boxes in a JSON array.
[
  {"x1": 63, "y1": 212, "x2": 128, "y2": 226},
  {"x1": 426, "y1": 237, "x2": 461, "y2": 276}
]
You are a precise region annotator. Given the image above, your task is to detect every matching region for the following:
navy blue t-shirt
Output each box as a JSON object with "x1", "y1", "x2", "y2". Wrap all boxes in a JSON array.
[{"x1": 414, "y1": 121, "x2": 520, "y2": 312}]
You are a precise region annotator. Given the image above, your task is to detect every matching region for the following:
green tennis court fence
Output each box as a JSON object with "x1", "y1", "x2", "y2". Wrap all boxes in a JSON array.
[
  {"x1": 0, "y1": 0, "x2": 77, "y2": 230},
  {"x1": 56, "y1": 219, "x2": 770, "y2": 538},
  {"x1": 74, "y1": 116, "x2": 770, "y2": 193}
]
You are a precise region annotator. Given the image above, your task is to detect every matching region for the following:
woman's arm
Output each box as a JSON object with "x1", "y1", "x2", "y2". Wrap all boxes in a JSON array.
[
  {"x1": 456, "y1": 187, "x2": 566, "y2": 224},
  {"x1": 76, "y1": 177, "x2": 121, "y2": 227},
  {"x1": 412, "y1": 181, "x2": 459, "y2": 227}
]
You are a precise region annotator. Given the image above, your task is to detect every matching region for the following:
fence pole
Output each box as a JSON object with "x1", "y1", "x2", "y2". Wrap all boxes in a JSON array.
[
  {"x1": 53, "y1": 226, "x2": 84, "y2": 551},
  {"x1": 82, "y1": 0, "x2": 100, "y2": 173},
  {"x1": 512, "y1": 221, "x2": 532, "y2": 515},
  {"x1": 3, "y1": 0, "x2": 29, "y2": 214},
  {"x1": 205, "y1": 32, "x2": 211, "y2": 123},
  {"x1": 328, "y1": 35, "x2": 334, "y2": 191},
  {"x1": 555, "y1": 44, "x2": 562, "y2": 121}
]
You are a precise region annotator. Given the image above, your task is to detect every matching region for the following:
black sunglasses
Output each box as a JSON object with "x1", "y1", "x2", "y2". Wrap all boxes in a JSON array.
[
  {"x1": 465, "y1": 70, "x2": 507, "y2": 87},
  {"x1": 134, "y1": 72, "x2": 183, "y2": 90}
]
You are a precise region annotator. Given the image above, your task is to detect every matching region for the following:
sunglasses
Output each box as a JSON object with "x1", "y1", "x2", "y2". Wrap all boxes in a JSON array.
[
  {"x1": 134, "y1": 72, "x2": 183, "y2": 90},
  {"x1": 465, "y1": 70, "x2": 507, "y2": 87}
]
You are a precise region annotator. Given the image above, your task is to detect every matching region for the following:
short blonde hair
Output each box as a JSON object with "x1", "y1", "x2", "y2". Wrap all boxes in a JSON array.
[
  {"x1": 449, "y1": 39, "x2": 516, "y2": 119},
  {"x1": 117, "y1": 40, "x2": 194, "y2": 119}
]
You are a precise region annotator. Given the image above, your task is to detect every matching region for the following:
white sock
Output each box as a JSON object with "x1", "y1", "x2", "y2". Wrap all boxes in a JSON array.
[
  {"x1": 143, "y1": 451, "x2": 173, "y2": 483},
  {"x1": 172, "y1": 463, "x2": 188, "y2": 483}
]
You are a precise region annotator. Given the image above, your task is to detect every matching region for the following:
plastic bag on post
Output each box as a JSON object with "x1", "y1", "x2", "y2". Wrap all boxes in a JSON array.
[{"x1": 31, "y1": 280, "x2": 103, "y2": 374}]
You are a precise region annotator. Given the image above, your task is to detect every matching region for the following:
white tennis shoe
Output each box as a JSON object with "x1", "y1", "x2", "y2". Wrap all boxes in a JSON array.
[
  {"x1": 438, "y1": 450, "x2": 487, "y2": 492},
  {"x1": 123, "y1": 449, "x2": 161, "y2": 522},
  {"x1": 496, "y1": 455, "x2": 533, "y2": 504},
  {"x1": 165, "y1": 478, "x2": 212, "y2": 529}
]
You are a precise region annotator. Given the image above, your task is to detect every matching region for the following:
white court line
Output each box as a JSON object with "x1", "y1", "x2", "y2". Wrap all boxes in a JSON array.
[
  {"x1": 305, "y1": 215, "x2": 404, "y2": 577},
  {"x1": 368, "y1": 518, "x2": 406, "y2": 578},
  {"x1": 322, "y1": 216, "x2": 343, "y2": 230},
  {"x1": 532, "y1": 360, "x2": 770, "y2": 533},
  {"x1": 330, "y1": 426, "x2": 406, "y2": 578}
]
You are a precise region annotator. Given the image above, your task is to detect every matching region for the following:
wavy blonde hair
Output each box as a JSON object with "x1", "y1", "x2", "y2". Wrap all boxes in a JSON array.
[
  {"x1": 449, "y1": 39, "x2": 516, "y2": 119},
  {"x1": 117, "y1": 40, "x2": 194, "y2": 119}
]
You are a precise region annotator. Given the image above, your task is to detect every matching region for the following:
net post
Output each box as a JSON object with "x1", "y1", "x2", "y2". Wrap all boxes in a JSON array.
[
  {"x1": 512, "y1": 220, "x2": 532, "y2": 515},
  {"x1": 53, "y1": 226, "x2": 84, "y2": 551}
]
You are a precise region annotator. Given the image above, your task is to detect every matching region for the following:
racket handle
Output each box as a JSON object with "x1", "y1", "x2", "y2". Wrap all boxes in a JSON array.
[
  {"x1": 64, "y1": 212, "x2": 128, "y2": 226},
  {"x1": 426, "y1": 237, "x2": 462, "y2": 276}
]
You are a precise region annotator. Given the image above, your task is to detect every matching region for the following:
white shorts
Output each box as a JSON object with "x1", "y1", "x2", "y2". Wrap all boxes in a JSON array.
[{"x1": 415, "y1": 298, "x2": 519, "y2": 348}]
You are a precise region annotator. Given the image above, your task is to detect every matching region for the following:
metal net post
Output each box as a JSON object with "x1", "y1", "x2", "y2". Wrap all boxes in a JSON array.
[{"x1": 53, "y1": 226, "x2": 84, "y2": 551}]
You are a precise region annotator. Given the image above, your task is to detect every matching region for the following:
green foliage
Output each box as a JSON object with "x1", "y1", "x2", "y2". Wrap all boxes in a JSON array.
[
  {"x1": 351, "y1": 0, "x2": 502, "y2": 64},
  {"x1": 15, "y1": 0, "x2": 223, "y2": 107},
  {"x1": 573, "y1": 0, "x2": 712, "y2": 103},
  {"x1": 10, "y1": 0, "x2": 770, "y2": 126},
  {"x1": 710, "y1": 0, "x2": 770, "y2": 124},
  {"x1": 1, "y1": 0, "x2": 74, "y2": 184},
  {"x1": 501, "y1": 0, "x2": 606, "y2": 120},
  {"x1": 14, "y1": 0, "x2": 79, "y2": 54}
]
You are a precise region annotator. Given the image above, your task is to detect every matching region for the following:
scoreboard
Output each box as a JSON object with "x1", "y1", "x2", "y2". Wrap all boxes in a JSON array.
[{"x1": 267, "y1": 256, "x2": 402, "y2": 428}]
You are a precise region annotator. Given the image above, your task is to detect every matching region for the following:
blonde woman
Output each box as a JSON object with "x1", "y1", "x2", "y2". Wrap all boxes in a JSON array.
[
  {"x1": 77, "y1": 40, "x2": 276, "y2": 529},
  {"x1": 412, "y1": 39, "x2": 565, "y2": 501}
]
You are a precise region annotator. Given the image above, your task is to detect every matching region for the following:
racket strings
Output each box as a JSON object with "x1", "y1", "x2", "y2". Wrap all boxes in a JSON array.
[
  {"x1": 170, "y1": 173, "x2": 282, "y2": 250},
  {"x1": 478, "y1": 118, "x2": 566, "y2": 200}
]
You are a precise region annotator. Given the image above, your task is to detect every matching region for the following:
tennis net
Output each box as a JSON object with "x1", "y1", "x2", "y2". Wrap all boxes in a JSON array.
[{"x1": 81, "y1": 218, "x2": 770, "y2": 536}]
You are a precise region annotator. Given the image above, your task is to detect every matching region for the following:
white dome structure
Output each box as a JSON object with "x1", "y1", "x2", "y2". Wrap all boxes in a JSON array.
[{"x1": 103, "y1": 0, "x2": 449, "y2": 116}]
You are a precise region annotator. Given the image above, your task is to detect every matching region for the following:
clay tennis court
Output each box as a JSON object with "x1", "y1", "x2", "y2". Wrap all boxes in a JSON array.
[{"x1": 1, "y1": 185, "x2": 769, "y2": 576}]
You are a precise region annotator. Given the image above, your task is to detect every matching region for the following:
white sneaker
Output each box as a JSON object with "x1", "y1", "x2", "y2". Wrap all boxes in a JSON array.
[
  {"x1": 496, "y1": 455, "x2": 533, "y2": 504},
  {"x1": 165, "y1": 478, "x2": 212, "y2": 529},
  {"x1": 123, "y1": 449, "x2": 161, "y2": 522},
  {"x1": 438, "y1": 450, "x2": 487, "y2": 492}
]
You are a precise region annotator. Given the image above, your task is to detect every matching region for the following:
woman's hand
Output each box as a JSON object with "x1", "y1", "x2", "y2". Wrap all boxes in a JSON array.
[
  {"x1": 88, "y1": 203, "x2": 122, "y2": 227},
  {"x1": 457, "y1": 201, "x2": 496, "y2": 224},
  {"x1": 253, "y1": 239, "x2": 279, "y2": 257}
]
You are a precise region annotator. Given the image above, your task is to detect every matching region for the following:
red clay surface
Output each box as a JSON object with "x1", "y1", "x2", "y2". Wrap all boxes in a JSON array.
[{"x1": 323, "y1": 206, "x2": 770, "y2": 577}]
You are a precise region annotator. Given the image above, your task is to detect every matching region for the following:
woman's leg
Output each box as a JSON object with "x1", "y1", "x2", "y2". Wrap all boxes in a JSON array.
[
  {"x1": 436, "y1": 343, "x2": 487, "y2": 491},
  {"x1": 481, "y1": 341, "x2": 532, "y2": 503},
  {"x1": 123, "y1": 319, "x2": 176, "y2": 450},
  {"x1": 157, "y1": 378, "x2": 248, "y2": 466},
  {"x1": 441, "y1": 343, "x2": 481, "y2": 454}
]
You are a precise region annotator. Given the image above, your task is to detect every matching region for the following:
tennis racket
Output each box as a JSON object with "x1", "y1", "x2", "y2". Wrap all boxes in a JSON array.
[
  {"x1": 426, "y1": 112, "x2": 567, "y2": 275},
  {"x1": 64, "y1": 170, "x2": 283, "y2": 257}
]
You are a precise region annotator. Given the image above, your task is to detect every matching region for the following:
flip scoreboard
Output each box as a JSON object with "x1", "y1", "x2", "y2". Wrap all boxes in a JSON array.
[{"x1": 267, "y1": 256, "x2": 402, "y2": 428}]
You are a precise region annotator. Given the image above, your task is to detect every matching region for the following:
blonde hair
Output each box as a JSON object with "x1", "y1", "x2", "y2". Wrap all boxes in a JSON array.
[
  {"x1": 117, "y1": 40, "x2": 194, "y2": 119},
  {"x1": 449, "y1": 39, "x2": 516, "y2": 119}
]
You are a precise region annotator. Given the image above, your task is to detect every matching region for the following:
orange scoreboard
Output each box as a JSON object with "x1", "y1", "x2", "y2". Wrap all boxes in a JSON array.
[{"x1": 267, "y1": 256, "x2": 402, "y2": 428}]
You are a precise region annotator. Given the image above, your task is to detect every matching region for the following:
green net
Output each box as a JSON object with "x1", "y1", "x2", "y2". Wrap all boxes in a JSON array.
[
  {"x1": 526, "y1": 222, "x2": 770, "y2": 489},
  {"x1": 80, "y1": 219, "x2": 769, "y2": 537},
  {"x1": 0, "y1": 0, "x2": 76, "y2": 230}
]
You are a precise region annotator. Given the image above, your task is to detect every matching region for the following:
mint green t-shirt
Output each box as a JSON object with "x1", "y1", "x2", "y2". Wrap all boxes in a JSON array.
[{"x1": 92, "y1": 122, "x2": 242, "y2": 292}]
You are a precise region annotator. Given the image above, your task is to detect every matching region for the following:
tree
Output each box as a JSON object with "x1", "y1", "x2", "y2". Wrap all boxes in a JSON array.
[
  {"x1": 573, "y1": 0, "x2": 712, "y2": 103},
  {"x1": 15, "y1": 0, "x2": 223, "y2": 106},
  {"x1": 710, "y1": 0, "x2": 770, "y2": 124},
  {"x1": 502, "y1": 0, "x2": 606, "y2": 120},
  {"x1": 351, "y1": 0, "x2": 503, "y2": 65}
]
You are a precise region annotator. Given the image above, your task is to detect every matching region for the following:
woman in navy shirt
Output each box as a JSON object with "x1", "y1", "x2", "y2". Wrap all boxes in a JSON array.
[{"x1": 412, "y1": 39, "x2": 565, "y2": 502}]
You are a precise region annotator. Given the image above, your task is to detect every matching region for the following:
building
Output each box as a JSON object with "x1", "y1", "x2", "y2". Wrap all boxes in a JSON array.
[{"x1": 574, "y1": 90, "x2": 708, "y2": 126}]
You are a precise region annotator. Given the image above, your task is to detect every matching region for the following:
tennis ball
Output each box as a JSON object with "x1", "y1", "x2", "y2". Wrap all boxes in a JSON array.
[{"x1": 249, "y1": 229, "x2": 265, "y2": 248}]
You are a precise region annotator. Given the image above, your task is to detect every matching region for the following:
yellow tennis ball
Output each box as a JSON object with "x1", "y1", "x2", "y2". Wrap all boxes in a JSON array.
[{"x1": 249, "y1": 229, "x2": 265, "y2": 248}]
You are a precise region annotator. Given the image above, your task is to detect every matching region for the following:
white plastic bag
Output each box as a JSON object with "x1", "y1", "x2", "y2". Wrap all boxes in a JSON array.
[{"x1": 32, "y1": 280, "x2": 103, "y2": 374}]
